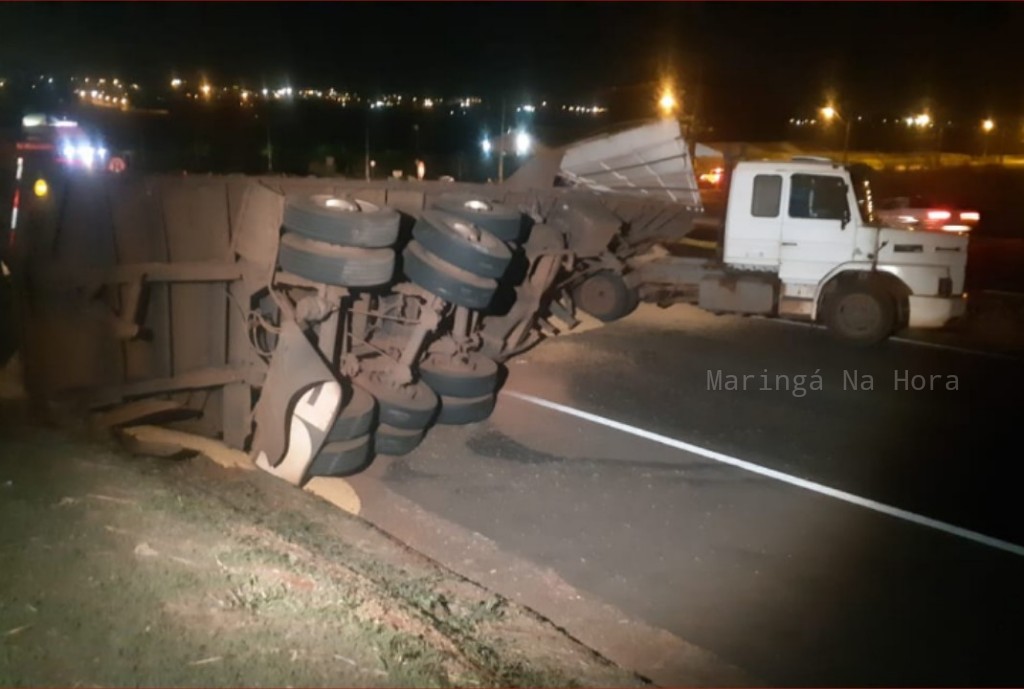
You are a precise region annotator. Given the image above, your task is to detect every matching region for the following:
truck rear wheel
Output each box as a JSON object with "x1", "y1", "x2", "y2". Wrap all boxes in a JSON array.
[
  {"x1": 413, "y1": 211, "x2": 512, "y2": 279},
  {"x1": 325, "y1": 384, "x2": 377, "y2": 442},
  {"x1": 354, "y1": 373, "x2": 438, "y2": 430},
  {"x1": 419, "y1": 351, "x2": 499, "y2": 398},
  {"x1": 374, "y1": 424, "x2": 425, "y2": 456},
  {"x1": 824, "y1": 283, "x2": 895, "y2": 345},
  {"x1": 307, "y1": 434, "x2": 373, "y2": 478},
  {"x1": 402, "y1": 240, "x2": 497, "y2": 310},
  {"x1": 278, "y1": 232, "x2": 395, "y2": 287},
  {"x1": 436, "y1": 393, "x2": 496, "y2": 425},
  {"x1": 283, "y1": 195, "x2": 400, "y2": 248},
  {"x1": 431, "y1": 193, "x2": 523, "y2": 242},
  {"x1": 573, "y1": 270, "x2": 638, "y2": 322}
]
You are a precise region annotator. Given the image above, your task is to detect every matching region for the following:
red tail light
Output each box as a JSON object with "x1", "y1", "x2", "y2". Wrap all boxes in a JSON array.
[{"x1": 927, "y1": 209, "x2": 952, "y2": 221}]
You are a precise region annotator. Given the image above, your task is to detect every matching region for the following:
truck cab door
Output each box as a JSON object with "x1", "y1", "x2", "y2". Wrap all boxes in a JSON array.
[
  {"x1": 722, "y1": 171, "x2": 785, "y2": 269},
  {"x1": 778, "y1": 173, "x2": 857, "y2": 287}
]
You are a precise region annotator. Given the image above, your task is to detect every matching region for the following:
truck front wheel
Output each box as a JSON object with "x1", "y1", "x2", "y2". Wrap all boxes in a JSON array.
[
  {"x1": 573, "y1": 270, "x2": 638, "y2": 323},
  {"x1": 824, "y1": 284, "x2": 895, "y2": 345}
]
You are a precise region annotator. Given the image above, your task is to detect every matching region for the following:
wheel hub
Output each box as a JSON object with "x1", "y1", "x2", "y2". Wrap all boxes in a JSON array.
[
  {"x1": 464, "y1": 199, "x2": 492, "y2": 212},
  {"x1": 579, "y1": 277, "x2": 615, "y2": 314},
  {"x1": 837, "y1": 293, "x2": 882, "y2": 333}
]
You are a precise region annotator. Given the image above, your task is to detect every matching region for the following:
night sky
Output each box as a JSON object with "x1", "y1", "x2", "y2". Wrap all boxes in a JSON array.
[{"x1": 3, "y1": 2, "x2": 1024, "y2": 133}]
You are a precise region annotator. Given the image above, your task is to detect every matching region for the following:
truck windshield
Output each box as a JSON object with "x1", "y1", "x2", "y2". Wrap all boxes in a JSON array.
[{"x1": 847, "y1": 164, "x2": 876, "y2": 224}]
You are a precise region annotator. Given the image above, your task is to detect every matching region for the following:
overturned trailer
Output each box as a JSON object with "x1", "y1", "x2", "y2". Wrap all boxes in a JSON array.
[{"x1": 5, "y1": 120, "x2": 701, "y2": 484}]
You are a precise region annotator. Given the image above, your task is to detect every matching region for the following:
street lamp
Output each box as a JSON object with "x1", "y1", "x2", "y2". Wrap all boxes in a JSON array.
[
  {"x1": 905, "y1": 112, "x2": 941, "y2": 167},
  {"x1": 982, "y1": 118, "x2": 995, "y2": 159},
  {"x1": 819, "y1": 103, "x2": 853, "y2": 164},
  {"x1": 658, "y1": 85, "x2": 679, "y2": 118}
]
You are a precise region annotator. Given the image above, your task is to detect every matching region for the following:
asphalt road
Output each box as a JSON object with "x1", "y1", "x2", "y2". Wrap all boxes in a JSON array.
[{"x1": 354, "y1": 304, "x2": 1024, "y2": 686}]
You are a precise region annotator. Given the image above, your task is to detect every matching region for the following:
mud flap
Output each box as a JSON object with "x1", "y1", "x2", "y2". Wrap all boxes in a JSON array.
[{"x1": 251, "y1": 320, "x2": 341, "y2": 486}]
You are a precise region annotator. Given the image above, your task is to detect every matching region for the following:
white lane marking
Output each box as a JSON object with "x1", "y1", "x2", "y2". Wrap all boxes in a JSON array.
[
  {"x1": 754, "y1": 316, "x2": 1018, "y2": 361},
  {"x1": 503, "y1": 390, "x2": 1024, "y2": 558}
]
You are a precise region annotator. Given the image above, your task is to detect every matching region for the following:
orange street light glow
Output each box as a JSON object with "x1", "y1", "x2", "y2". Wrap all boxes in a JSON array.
[{"x1": 658, "y1": 87, "x2": 678, "y2": 117}]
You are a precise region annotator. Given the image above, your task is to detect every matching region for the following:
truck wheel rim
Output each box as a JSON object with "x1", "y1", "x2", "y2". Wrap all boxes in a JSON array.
[
  {"x1": 312, "y1": 195, "x2": 360, "y2": 213},
  {"x1": 838, "y1": 294, "x2": 881, "y2": 333},
  {"x1": 464, "y1": 199, "x2": 492, "y2": 212},
  {"x1": 579, "y1": 277, "x2": 616, "y2": 315}
]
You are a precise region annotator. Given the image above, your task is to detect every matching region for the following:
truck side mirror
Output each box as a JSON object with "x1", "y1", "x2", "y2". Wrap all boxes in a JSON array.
[{"x1": 841, "y1": 205, "x2": 851, "y2": 230}]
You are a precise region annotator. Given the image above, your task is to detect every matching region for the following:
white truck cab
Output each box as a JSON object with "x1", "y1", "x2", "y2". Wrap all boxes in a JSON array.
[{"x1": 717, "y1": 157, "x2": 967, "y2": 343}]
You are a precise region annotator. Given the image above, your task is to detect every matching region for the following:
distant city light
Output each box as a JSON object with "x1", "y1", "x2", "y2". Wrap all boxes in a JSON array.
[
  {"x1": 982, "y1": 118, "x2": 995, "y2": 133},
  {"x1": 171, "y1": 78, "x2": 183, "y2": 89},
  {"x1": 907, "y1": 112, "x2": 931, "y2": 128}
]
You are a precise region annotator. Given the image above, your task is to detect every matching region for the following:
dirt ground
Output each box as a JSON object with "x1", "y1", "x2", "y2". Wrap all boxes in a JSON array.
[{"x1": 0, "y1": 401, "x2": 647, "y2": 688}]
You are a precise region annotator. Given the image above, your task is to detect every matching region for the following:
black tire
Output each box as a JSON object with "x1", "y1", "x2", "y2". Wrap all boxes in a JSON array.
[
  {"x1": 436, "y1": 393, "x2": 496, "y2": 425},
  {"x1": 374, "y1": 424, "x2": 424, "y2": 456},
  {"x1": 283, "y1": 195, "x2": 400, "y2": 248},
  {"x1": 413, "y1": 211, "x2": 512, "y2": 279},
  {"x1": 326, "y1": 383, "x2": 377, "y2": 442},
  {"x1": 419, "y1": 351, "x2": 499, "y2": 398},
  {"x1": 431, "y1": 193, "x2": 523, "y2": 242},
  {"x1": 824, "y1": 282, "x2": 895, "y2": 346},
  {"x1": 307, "y1": 434, "x2": 373, "y2": 478},
  {"x1": 402, "y1": 241, "x2": 496, "y2": 310},
  {"x1": 573, "y1": 270, "x2": 638, "y2": 322},
  {"x1": 278, "y1": 232, "x2": 394, "y2": 287},
  {"x1": 573, "y1": 268, "x2": 634, "y2": 323},
  {"x1": 354, "y1": 372, "x2": 437, "y2": 430}
]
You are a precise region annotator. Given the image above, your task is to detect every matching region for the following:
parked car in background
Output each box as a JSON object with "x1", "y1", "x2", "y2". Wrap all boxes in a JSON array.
[{"x1": 875, "y1": 195, "x2": 979, "y2": 234}]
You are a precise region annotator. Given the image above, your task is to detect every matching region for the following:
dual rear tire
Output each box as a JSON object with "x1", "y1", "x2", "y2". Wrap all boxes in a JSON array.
[{"x1": 278, "y1": 194, "x2": 400, "y2": 287}]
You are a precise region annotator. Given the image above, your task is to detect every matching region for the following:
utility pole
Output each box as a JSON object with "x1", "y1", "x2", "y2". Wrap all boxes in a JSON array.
[
  {"x1": 266, "y1": 124, "x2": 273, "y2": 173},
  {"x1": 842, "y1": 117, "x2": 852, "y2": 165},
  {"x1": 364, "y1": 116, "x2": 370, "y2": 182},
  {"x1": 497, "y1": 97, "x2": 506, "y2": 184}
]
